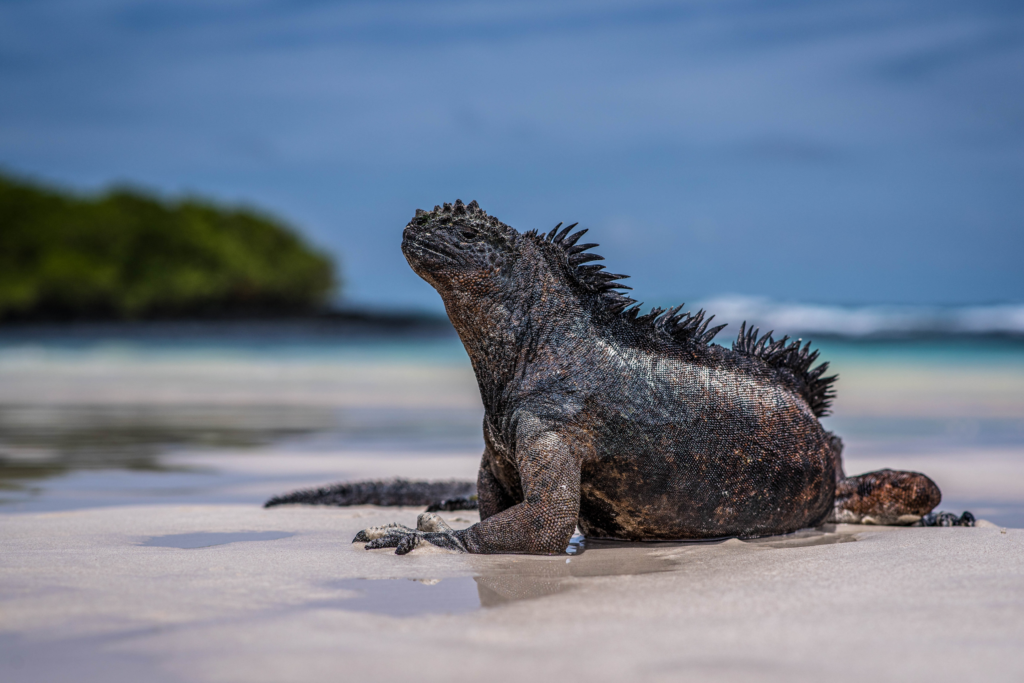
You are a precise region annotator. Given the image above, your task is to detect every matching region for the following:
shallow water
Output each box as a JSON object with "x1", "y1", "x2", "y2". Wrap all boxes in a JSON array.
[
  {"x1": 331, "y1": 528, "x2": 867, "y2": 616},
  {"x1": 331, "y1": 578, "x2": 483, "y2": 616},
  {"x1": 337, "y1": 542, "x2": 684, "y2": 614},
  {"x1": 141, "y1": 531, "x2": 296, "y2": 549}
]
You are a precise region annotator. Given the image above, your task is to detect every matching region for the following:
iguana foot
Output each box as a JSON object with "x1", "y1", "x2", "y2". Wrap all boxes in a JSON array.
[
  {"x1": 354, "y1": 513, "x2": 467, "y2": 554},
  {"x1": 352, "y1": 522, "x2": 416, "y2": 543},
  {"x1": 919, "y1": 511, "x2": 975, "y2": 527}
]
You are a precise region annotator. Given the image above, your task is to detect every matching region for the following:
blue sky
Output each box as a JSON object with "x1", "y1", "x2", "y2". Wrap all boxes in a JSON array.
[{"x1": 1, "y1": 0, "x2": 1022, "y2": 310}]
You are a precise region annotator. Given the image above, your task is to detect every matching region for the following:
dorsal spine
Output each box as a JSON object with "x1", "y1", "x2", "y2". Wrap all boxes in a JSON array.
[{"x1": 732, "y1": 322, "x2": 837, "y2": 417}]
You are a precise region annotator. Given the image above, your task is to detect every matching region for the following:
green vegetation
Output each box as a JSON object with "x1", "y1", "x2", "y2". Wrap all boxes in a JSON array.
[{"x1": 0, "y1": 172, "x2": 337, "y2": 320}]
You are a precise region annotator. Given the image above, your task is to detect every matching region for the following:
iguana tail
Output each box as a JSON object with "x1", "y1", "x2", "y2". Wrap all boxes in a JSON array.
[{"x1": 264, "y1": 478, "x2": 478, "y2": 511}]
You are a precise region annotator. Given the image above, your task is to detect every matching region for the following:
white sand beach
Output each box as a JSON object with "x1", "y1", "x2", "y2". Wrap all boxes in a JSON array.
[{"x1": 2, "y1": 503, "x2": 1022, "y2": 683}]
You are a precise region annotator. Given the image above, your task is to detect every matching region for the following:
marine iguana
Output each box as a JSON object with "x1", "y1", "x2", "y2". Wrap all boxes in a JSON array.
[{"x1": 340, "y1": 200, "x2": 969, "y2": 554}]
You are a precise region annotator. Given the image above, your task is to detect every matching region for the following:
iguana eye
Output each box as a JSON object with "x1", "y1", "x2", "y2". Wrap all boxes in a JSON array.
[{"x1": 459, "y1": 229, "x2": 477, "y2": 240}]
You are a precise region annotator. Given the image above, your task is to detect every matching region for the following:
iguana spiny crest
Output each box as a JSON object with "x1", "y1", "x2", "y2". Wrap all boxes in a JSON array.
[{"x1": 407, "y1": 198, "x2": 836, "y2": 417}]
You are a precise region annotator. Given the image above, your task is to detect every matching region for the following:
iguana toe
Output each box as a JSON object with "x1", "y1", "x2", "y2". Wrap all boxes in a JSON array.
[
  {"x1": 363, "y1": 532, "x2": 406, "y2": 550},
  {"x1": 352, "y1": 522, "x2": 415, "y2": 543},
  {"x1": 394, "y1": 534, "x2": 423, "y2": 555}
]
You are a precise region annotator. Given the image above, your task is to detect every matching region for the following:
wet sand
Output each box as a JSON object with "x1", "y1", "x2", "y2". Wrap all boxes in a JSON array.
[{"x1": 2, "y1": 503, "x2": 1022, "y2": 683}]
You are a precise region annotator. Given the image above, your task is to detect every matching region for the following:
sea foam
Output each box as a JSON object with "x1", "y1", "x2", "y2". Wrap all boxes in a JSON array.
[{"x1": 696, "y1": 296, "x2": 1024, "y2": 338}]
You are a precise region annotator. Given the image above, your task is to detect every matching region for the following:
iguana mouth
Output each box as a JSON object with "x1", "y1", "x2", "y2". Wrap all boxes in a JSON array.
[{"x1": 402, "y1": 234, "x2": 459, "y2": 265}]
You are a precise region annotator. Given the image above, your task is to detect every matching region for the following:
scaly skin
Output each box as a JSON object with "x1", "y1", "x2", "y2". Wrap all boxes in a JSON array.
[{"x1": 356, "y1": 200, "x2": 947, "y2": 556}]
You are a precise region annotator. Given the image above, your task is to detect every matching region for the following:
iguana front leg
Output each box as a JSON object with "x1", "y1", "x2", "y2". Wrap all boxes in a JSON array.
[
  {"x1": 458, "y1": 424, "x2": 581, "y2": 553},
  {"x1": 355, "y1": 420, "x2": 582, "y2": 555},
  {"x1": 476, "y1": 456, "x2": 517, "y2": 521}
]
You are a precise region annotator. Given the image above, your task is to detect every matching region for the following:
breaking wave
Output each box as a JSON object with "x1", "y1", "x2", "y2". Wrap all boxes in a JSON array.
[{"x1": 694, "y1": 296, "x2": 1024, "y2": 339}]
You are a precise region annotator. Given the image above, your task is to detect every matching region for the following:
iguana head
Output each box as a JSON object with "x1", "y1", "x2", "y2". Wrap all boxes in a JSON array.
[
  {"x1": 401, "y1": 199, "x2": 518, "y2": 296},
  {"x1": 402, "y1": 200, "x2": 638, "y2": 328}
]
